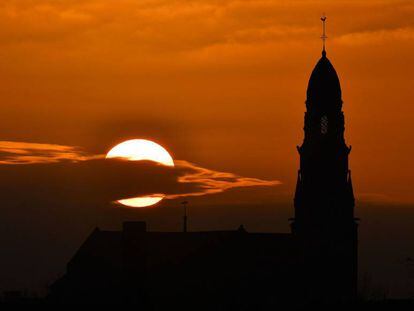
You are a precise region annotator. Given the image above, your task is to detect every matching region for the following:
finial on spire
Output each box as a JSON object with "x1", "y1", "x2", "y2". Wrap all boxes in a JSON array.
[{"x1": 321, "y1": 14, "x2": 327, "y2": 56}]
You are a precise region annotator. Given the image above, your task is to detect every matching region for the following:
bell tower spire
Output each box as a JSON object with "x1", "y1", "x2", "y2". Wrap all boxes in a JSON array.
[{"x1": 291, "y1": 17, "x2": 358, "y2": 301}]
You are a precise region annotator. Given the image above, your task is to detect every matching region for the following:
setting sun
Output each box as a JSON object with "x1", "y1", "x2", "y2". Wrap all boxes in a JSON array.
[{"x1": 106, "y1": 139, "x2": 174, "y2": 207}]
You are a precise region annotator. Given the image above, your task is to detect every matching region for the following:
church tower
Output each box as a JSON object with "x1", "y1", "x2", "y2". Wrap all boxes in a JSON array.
[{"x1": 291, "y1": 17, "x2": 358, "y2": 301}]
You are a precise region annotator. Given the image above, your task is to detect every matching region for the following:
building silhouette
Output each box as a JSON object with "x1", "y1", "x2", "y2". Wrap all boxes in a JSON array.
[
  {"x1": 291, "y1": 47, "x2": 358, "y2": 302},
  {"x1": 49, "y1": 46, "x2": 358, "y2": 307}
]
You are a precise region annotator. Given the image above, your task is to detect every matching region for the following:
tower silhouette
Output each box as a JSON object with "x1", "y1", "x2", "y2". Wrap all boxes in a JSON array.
[{"x1": 291, "y1": 18, "x2": 358, "y2": 301}]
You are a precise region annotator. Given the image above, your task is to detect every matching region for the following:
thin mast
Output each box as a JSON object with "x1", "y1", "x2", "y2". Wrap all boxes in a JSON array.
[{"x1": 182, "y1": 201, "x2": 188, "y2": 232}]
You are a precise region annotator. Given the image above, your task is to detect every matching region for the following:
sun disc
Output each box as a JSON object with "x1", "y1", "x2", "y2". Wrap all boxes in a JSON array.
[
  {"x1": 117, "y1": 194, "x2": 164, "y2": 208},
  {"x1": 106, "y1": 139, "x2": 174, "y2": 207},
  {"x1": 106, "y1": 139, "x2": 174, "y2": 167}
]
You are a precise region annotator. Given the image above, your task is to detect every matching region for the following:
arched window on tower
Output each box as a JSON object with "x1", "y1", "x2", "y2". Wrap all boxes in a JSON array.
[{"x1": 321, "y1": 115, "x2": 328, "y2": 134}]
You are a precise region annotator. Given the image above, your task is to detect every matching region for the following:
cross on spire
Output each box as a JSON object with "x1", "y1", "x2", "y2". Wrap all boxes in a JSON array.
[{"x1": 321, "y1": 14, "x2": 327, "y2": 55}]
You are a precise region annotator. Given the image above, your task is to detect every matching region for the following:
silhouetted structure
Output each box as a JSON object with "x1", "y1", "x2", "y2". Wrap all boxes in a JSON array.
[
  {"x1": 49, "y1": 222, "x2": 302, "y2": 307},
  {"x1": 291, "y1": 47, "x2": 358, "y2": 302},
  {"x1": 49, "y1": 37, "x2": 358, "y2": 307}
]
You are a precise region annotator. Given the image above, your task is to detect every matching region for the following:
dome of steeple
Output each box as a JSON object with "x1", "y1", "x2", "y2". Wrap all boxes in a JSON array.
[{"x1": 306, "y1": 51, "x2": 342, "y2": 107}]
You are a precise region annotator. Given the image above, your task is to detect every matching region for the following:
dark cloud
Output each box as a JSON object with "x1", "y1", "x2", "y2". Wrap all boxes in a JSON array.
[{"x1": 0, "y1": 141, "x2": 280, "y2": 205}]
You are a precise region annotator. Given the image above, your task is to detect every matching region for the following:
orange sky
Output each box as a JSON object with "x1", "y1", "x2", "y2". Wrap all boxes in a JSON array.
[
  {"x1": 1, "y1": 1, "x2": 414, "y2": 296},
  {"x1": 1, "y1": 0, "x2": 414, "y2": 204}
]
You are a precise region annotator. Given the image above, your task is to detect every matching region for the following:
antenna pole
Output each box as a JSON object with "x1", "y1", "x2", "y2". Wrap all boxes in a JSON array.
[{"x1": 182, "y1": 201, "x2": 188, "y2": 233}]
